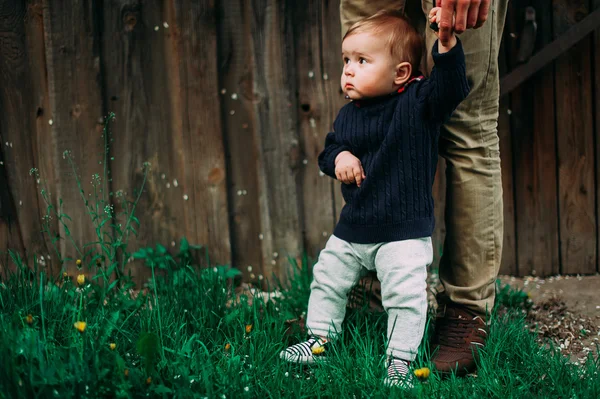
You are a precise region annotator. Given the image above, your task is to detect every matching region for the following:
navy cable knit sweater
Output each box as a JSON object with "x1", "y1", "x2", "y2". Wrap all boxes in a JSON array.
[{"x1": 318, "y1": 39, "x2": 470, "y2": 244}]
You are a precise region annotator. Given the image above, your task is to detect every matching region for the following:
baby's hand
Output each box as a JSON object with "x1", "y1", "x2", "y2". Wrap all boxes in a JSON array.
[
  {"x1": 429, "y1": 7, "x2": 457, "y2": 52},
  {"x1": 335, "y1": 151, "x2": 366, "y2": 187}
]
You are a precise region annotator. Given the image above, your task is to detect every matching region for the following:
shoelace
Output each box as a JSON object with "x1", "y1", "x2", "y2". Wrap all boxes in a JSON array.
[{"x1": 436, "y1": 317, "x2": 483, "y2": 348}]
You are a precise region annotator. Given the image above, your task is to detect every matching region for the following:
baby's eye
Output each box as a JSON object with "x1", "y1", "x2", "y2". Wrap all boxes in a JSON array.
[
  {"x1": 343, "y1": 57, "x2": 350, "y2": 64},
  {"x1": 359, "y1": 58, "x2": 367, "y2": 64}
]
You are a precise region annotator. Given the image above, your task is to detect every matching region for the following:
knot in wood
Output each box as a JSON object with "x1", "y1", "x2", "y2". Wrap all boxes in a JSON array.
[{"x1": 123, "y1": 12, "x2": 137, "y2": 32}]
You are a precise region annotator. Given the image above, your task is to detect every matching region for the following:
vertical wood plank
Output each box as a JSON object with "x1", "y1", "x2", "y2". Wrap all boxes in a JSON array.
[
  {"x1": 42, "y1": 0, "x2": 106, "y2": 273},
  {"x1": 216, "y1": 0, "x2": 264, "y2": 281},
  {"x1": 248, "y1": 0, "x2": 303, "y2": 283},
  {"x1": 593, "y1": 0, "x2": 600, "y2": 273},
  {"x1": 0, "y1": 1, "x2": 57, "y2": 271},
  {"x1": 102, "y1": 1, "x2": 189, "y2": 282},
  {"x1": 293, "y1": 0, "x2": 337, "y2": 257},
  {"x1": 553, "y1": 0, "x2": 596, "y2": 274},
  {"x1": 321, "y1": 0, "x2": 346, "y2": 224},
  {"x1": 103, "y1": 1, "x2": 232, "y2": 280},
  {"x1": 171, "y1": 1, "x2": 231, "y2": 266},
  {"x1": 508, "y1": 0, "x2": 560, "y2": 277},
  {"x1": 320, "y1": 0, "x2": 352, "y2": 240},
  {"x1": 522, "y1": 0, "x2": 559, "y2": 276},
  {"x1": 0, "y1": 2, "x2": 28, "y2": 257}
]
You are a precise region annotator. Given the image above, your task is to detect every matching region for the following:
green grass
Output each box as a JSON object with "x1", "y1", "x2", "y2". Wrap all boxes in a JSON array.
[
  {"x1": 1, "y1": 114, "x2": 598, "y2": 398},
  {"x1": 1, "y1": 253, "x2": 599, "y2": 399}
]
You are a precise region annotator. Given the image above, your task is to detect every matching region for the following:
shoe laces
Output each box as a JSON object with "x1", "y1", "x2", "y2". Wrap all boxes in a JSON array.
[{"x1": 436, "y1": 314, "x2": 484, "y2": 348}]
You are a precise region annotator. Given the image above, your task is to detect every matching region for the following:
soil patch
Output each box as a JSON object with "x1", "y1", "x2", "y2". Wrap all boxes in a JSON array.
[{"x1": 499, "y1": 274, "x2": 600, "y2": 364}]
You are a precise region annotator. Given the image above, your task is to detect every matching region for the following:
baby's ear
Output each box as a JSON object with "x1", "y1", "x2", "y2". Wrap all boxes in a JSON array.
[{"x1": 394, "y1": 62, "x2": 412, "y2": 86}]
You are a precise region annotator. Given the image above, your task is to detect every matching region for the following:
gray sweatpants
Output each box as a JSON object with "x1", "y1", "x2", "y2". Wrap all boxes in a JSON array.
[{"x1": 306, "y1": 234, "x2": 433, "y2": 361}]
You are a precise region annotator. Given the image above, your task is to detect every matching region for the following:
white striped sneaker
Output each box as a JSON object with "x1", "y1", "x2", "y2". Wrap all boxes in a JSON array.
[
  {"x1": 383, "y1": 356, "x2": 414, "y2": 388},
  {"x1": 279, "y1": 337, "x2": 329, "y2": 364}
]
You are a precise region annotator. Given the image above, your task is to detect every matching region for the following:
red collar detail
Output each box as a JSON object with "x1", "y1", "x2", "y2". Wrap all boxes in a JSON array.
[
  {"x1": 397, "y1": 75, "x2": 424, "y2": 93},
  {"x1": 351, "y1": 75, "x2": 424, "y2": 107}
]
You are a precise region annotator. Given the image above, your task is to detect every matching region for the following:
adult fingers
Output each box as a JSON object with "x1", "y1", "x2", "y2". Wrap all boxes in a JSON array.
[
  {"x1": 344, "y1": 169, "x2": 354, "y2": 184},
  {"x1": 466, "y1": 0, "x2": 481, "y2": 29},
  {"x1": 454, "y1": 0, "x2": 470, "y2": 33},
  {"x1": 475, "y1": 0, "x2": 490, "y2": 28},
  {"x1": 438, "y1": 0, "x2": 456, "y2": 46}
]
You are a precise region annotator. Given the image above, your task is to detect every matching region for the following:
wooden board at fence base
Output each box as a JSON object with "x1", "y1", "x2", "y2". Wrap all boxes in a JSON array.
[
  {"x1": 216, "y1": 0, "x2": 264, "y2": 282},
  {"x1": 553, "y1": 0, "x2": 596, "y2": 275},
  {"x1": 248, "y1": 0, "x2": 303, "y2": 284},
  {"x1": 293, "y1": 0, "x2": 339, "y2": 259}
]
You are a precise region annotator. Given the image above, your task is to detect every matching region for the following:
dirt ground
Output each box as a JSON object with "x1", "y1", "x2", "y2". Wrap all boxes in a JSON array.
[{"x1": 499, "y1": 274, "x2": 600, "y2": 364}]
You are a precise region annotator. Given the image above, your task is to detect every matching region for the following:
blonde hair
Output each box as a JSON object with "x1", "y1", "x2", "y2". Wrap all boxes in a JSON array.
[{"x1": 343, "y1": 10, "x2": 423, "y2": 72}]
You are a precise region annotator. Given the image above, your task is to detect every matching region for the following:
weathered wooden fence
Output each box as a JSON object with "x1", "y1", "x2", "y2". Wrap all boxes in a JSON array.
[{"x1": 1, "y1": 0, "x2": 599, "y2": 281}]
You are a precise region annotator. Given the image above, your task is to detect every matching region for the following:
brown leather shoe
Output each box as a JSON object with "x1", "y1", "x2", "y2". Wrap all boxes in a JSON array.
[{"x1": 431, "y1": 305, "x2": 488, "y2": 376}]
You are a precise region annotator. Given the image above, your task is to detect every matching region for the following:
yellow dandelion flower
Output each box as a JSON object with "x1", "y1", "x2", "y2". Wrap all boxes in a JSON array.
[
  {"x1": 77, "y1": 274, "x2": 85, "y2": 285},
  {"x1": 311, "y1": 346, "x2": 325, "y2": 355},
  {"x1": 109, "y1": 343, "x2": 116, "y2": 350},
  {"x1": 414, "y1": 367, "x2": 430, "y2": 379},
  {"x1": 245, "y1": 324, "x2": 253, "y2": 334},
  {"x1": 76, "y1": 259, "x2": 82, "y2": 267},
  {"x1": 124, "y1": 369, "x2": 129, "y2": 377},
  {"x1": 26, "y1": 314, "x2": 33, "y2": 325},
  {"x1": 74, "y1": 321, "x2": 87, "y2": 332},
  {"x1": 146, "y1": 377, "x2": 152, "y2": 385},
  {"x1": 63, "y1": 272, "x2": 68, "y2": 278},
  {"x1": 224, "y1": 343, "x2": 231, "y2": 351}
]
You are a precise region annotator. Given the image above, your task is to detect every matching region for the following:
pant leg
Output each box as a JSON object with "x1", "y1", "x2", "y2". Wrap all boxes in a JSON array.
[
  {"x1": 374, "y1": 237, "x2": 433, "y2": 361},
  {"x1": 306, "y1": 235, "x2": 364, "y2": 338},
  {"x1": 421, "y1": 0, "x2": 509, "y2": 316},
  {"x1": 340, "y1": 0, "x2": 407, "y2": 37}
]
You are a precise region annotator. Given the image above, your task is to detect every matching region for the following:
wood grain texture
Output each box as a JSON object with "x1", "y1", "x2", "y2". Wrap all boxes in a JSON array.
[
  {"x1": 103, "y1": 0, "x2": 232, "y2": 281},
  {"x1": 0, "y1": 1, "x2": 58, "y2": 273},
  {"x1": 216, "y1": 0, "x2": 264, "y2": 281},
  {"x1": 553, "y1": 0, "x2": 596, "y2": 274},
  {"x1": 318, "y1": 0, "x2": 348, "y2": 242},
  {"x1": 292, "y1": 0, "x2": 338, "y2": 258},
  {"x1": 515, "y1": 0, "x2": 559, "y2": 276},
  {"x1": 171, "y1": 1, "x2": 231, "y2": 266},
  {"x1": 594, "y1": 0, "x2": 600, "y2": 273},
  {"x1": 42, "y1": 0, "x2": 107, "y2": 275},
  {"x1": 506, "y1": 0, "x2": 559, "y2": 277},
  {"x1": 248, "y1": 0, "x2": 302, "y2": 283}
]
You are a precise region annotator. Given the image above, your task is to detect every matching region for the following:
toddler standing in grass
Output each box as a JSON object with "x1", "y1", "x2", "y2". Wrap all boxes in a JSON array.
[{"x1": 279, "y1": 8, "x2": 469, "y2": 388}]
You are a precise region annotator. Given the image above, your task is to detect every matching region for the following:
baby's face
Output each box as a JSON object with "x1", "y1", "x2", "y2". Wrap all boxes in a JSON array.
[{"x1": 341, "y1": 32, "x2": 399, "y2": 100}]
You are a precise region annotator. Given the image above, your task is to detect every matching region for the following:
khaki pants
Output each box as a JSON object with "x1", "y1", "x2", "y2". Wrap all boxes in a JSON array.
[{"x1": 341, "y1": 0, "x2": 508, "y2": 316}]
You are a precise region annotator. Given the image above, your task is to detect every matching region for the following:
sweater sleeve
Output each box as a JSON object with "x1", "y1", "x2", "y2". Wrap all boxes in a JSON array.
[
  {"x1": 317, "y1": 116, "x2": 351, "y2": 179},
  {"x1": 420, "y1": 38, "x2": 470, "y2": 124}
]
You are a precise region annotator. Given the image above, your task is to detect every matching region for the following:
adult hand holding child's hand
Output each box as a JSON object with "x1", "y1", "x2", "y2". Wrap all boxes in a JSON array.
[
  {"x1": 335, "y1": 151, "x2": 366, "y2": 187},
  {"x1": 435, "y1": 0, "x2": 491, "y2": 46}
]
